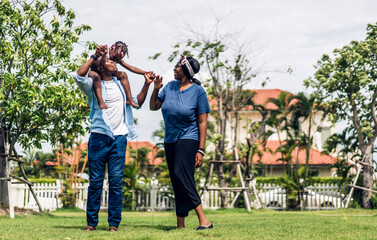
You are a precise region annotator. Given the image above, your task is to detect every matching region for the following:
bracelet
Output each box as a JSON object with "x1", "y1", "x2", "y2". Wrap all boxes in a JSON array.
[
  {"x1": 90, "y1": 54, "x2": 98, "y2": 61},
  {"x1": 197, "y1": 150, "x2": 205, "y2": 156},
  {"x1": 199, "y1": 147, "x2": 205, "y2": 152}
]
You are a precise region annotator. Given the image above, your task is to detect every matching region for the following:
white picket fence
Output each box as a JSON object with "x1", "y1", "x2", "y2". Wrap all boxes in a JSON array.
[
  {"x1": 254, "y1": 182, "x2": 345, "y2": 210},
  {"x1": 10, "y1": 180, "x2": 345, "y2": 211},
  {"x1": 9, "y1": 180, "x2": 175, "y2": 211}
]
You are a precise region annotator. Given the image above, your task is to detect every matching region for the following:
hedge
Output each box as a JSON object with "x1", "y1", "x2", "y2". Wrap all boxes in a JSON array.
[
  {"x1": 255, "y1": 177, "x2": 344, "y2": 185},
  {"x1": 27, "y1": 178, "x2": 88, "y2": 184}
]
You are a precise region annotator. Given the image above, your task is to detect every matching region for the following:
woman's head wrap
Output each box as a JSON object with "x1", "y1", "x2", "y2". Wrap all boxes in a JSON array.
[{"x1": 179, "y1": 54, "x2": 201, "y2": 85}]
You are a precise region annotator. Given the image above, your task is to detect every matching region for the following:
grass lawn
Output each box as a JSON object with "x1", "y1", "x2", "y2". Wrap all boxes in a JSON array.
[{"x1": 1, "y1": 208, "x2": 377, "y2": 239}]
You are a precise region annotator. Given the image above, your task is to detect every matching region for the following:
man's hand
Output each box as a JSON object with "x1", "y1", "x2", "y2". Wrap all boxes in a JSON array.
[
  {"x1": 144, "y1": 72, "x2": 155, "y2": 85},
  {"x1": 146, "y1": 71, "x2": 155, "y2": 79},
  {"x1": 194, "y1": 152, "x2": 204, "y2": 169},
  {"x1": 154, "y1": 75, "x2": 163, "y2": 89},
  {"x1": 95, "y1": 45, "x2": 108, "y2": 58}
]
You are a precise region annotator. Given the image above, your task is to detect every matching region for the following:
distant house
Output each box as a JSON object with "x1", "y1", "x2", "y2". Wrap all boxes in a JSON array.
[
  {"x1": 45, "y1": 143, "x2": 88, "y2": 166},
  {"x1": 252, "y1": 140, "x2": 337, "y2": 177},
  {"x1": 208, "y1": 89, "x2": 338, "y2": 177},
  {"x1": 45, "y1": 141, "x2": 163, "y2": 172},
  {"x1": 126, "y1": 141, "x2": 163, "y2": 164}
]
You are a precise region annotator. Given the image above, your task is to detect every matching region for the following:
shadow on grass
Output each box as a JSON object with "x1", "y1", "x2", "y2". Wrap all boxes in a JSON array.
[
  {"x1": 127, "y1": 224, "x2": 177, "y2": 231},
  {"x1": 54, "y1": 224, "x2": 177, "y2": 231},
  {"x1": 54, "y1": 225, "x2": 109, "y2": 231}
]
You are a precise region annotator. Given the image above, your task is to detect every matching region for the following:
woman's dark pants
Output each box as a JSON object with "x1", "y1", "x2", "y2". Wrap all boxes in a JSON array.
[{"x1": 164, "y1": 139, "x2": 201, "y2": 217}]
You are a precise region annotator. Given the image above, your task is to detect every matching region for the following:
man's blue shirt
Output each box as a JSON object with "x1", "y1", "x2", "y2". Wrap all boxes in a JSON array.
[
  {"x1": 72, "y1": 73, "x2": 139, "y2": 140},
  {"x1": 158, "y1": 80, "x2": 211, "y2": 143}
]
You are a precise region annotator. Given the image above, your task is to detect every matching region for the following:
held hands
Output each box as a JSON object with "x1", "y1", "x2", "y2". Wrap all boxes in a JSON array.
[
  {"x1": 143, "y1": 71, "x2": 163, "y2": 88},
  {"x1": 144, "y1": 72, "x2": 156, "y2": 84}
]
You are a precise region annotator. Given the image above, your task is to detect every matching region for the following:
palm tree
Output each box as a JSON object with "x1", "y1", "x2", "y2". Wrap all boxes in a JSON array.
[
  {"x1": 152, "y1": 120, "x2": 165, "y2": 148},
  {"x1": 129, "y1": 147, "x2": 151, "y2": 175},
  {"x1": 322, "y1": 129, "x2": 358, "y2": 183},
  {"x1": 22, "y1": 148, "x2": 37, "y2": 166},
  {"x1": 289, "y1": 92, "x2": 324, "y2": 189},
  {"x1": 267, "y1": 91, "x2": 293, "y2": 174}
]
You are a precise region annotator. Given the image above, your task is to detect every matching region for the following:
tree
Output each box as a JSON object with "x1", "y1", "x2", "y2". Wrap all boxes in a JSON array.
[
  {"x1": 129, "y1": 147, "x2": 151, "y2": 175},
  {"x1": 289, "y1": 92, "x2": 325, "y2": 193},
  {"x1": 266, "y1": 91, "x2": 293, "y2": 173},
  {"x1": 152, "y1": 120, "x2": 165, "y2": 149},
  {"x1": 322, "y1": 129, "x2": 358, "y2": 184},
  {"x1": 0, "y1": 0, "x2": 92, "y2": 207},
  {"x1": 264, "y1": 91, "x2": 324, "y2": 209},
  {"x1": 305, "y1": 23, "x2": 377, "y2": 208},
  {"x1": 151, "y1": 31, "x2": 259, "y2": 207},
  {"x1": 22, "y1": 148, "x2": 37, "y2": 167}
]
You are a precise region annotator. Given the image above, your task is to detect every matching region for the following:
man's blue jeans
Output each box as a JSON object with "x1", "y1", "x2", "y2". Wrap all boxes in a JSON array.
[{"x1": 86, "y1": 132, "x2": 127, "y2": 228}]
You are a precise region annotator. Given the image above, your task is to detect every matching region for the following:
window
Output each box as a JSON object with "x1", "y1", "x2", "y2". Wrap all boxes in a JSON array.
[{"x1": 321, "y1": 127, "x2": 331, "y2": 147}]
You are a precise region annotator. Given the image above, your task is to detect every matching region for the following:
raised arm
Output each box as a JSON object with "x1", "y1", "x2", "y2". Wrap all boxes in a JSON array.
[
  {"x1": 135, "y1": 72, "x2": 154, "y2": 107},
  {"x1": 149, "y1": 75, "x2": 163, "y2": 110},
  {"x1": 77, "y1": 45, "x2": 106, "y2": 77},
  {"x1": 118, "y1": 60, "x2": 147, "y2": 75}
]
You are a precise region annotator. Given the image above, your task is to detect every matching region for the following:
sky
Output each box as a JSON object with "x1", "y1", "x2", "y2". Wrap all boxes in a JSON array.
[{"x1": 53, "y1": 0, "x2": 377, "y2": 148}]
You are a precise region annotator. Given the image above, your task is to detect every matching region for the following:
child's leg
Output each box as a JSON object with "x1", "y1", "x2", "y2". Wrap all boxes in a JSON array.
[
  {"x1": 120, "y1": 74, "x2": 139, "y2": 108},
  {"x1": 91, "y1": 72, "x2": 108, "y2": 109}
]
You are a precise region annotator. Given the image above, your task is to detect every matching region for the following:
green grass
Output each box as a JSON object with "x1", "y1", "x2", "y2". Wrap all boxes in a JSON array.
[{"x1": 1, "y1": 208, "x2": 377, "y2": 239}]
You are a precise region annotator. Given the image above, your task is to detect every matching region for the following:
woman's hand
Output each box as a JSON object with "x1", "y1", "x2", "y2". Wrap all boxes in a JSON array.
[
  {"x1": 154, "y1": 75, "x2": 163, "y2": 89},
  {"x1": 194, "y1": 152, "x2": 203, "y2": 168}
]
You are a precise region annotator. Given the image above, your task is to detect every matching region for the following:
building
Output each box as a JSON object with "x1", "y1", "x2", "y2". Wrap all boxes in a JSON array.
[
  {"x1": 208, "y1": 89, "x2": 338, "y2": 177},
  {"x1": 252, "y1": 140, "x2": 337, "y2": 177}
]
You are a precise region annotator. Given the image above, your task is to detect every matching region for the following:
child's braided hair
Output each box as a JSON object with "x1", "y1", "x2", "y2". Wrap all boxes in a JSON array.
[{"x1": 110, "y1": 41, "x2": 129, "y2": 58}]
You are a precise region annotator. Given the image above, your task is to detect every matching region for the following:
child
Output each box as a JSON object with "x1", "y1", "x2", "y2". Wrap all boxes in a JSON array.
[{"x1": 91, "y1": 41, "x2": 153, "y2": 109}]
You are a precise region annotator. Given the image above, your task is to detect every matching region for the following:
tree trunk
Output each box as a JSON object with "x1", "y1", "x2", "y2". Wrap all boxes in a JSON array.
[
  {"x1": 362, "y1": 145, "x2": 373, "y2": 208},
  {"x1": 0, "y1": 127, "x2": 8, "y2": 207},
  {"x1": 217, "y1": 97, "x2": 228, "y2": 208}
]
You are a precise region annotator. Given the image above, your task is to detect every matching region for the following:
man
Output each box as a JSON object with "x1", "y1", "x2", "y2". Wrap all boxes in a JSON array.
[{"x1": 72, "y1": 45, "x2": 153, "y2": 232}]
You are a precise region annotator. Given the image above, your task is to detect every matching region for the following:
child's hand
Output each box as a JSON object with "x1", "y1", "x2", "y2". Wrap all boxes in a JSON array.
[
  {"x1": 154, "y1": 75, "x2": 163, "y2": 89},
  {"x1": 147, "y1": 71, "x2": 156, "y2": 80},
  {"x1": 144, "y1": 72, "x2": 154, "y2": 84},
  {"x1": 95, "y1": 45, "x2": 108, "y2": 57}
]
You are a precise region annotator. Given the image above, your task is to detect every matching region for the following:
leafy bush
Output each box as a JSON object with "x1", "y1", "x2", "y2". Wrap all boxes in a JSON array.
[{"x1": 59, "y1": 190, "x2": 76, "y2": 208}]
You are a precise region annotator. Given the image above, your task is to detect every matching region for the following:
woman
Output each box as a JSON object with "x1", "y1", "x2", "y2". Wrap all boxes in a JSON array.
[{"x1": 150, "y1": 54, "x2": 212, "y2": 230}]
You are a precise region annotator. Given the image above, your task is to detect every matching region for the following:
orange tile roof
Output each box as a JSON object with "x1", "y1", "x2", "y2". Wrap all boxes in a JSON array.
[
  {"x1": 45, "y1": 145, "x2": 86, "y2": 166},
  {"x1": 45, "y1": 141, "x2": 163, "y2": 166},
  {"x1": 252, "y1": 140, "x2": 337, "y2": 165},
  {"x1": 208, "y1": 89, "x2": 296, "y2": 110},
  {"x1": 126, "y1": 141, "x2": 163, "y2": 165}
]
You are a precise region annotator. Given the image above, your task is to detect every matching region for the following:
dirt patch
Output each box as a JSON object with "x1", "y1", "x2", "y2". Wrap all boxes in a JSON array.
[{"x1": 0, "y1": 207, "x2": 36, "y2": 216}]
